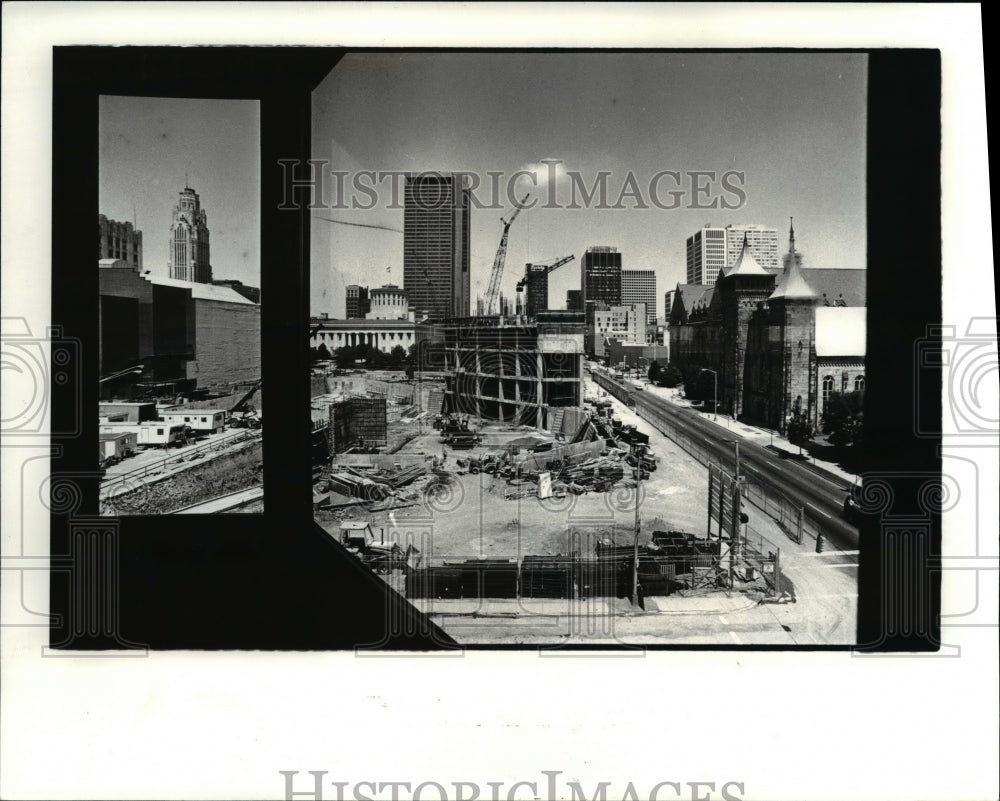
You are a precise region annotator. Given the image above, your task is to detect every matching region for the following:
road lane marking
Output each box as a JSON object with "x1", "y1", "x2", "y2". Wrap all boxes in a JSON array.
[{"x1": 806, "y1": 502, "x2": 833, "y2": 519}]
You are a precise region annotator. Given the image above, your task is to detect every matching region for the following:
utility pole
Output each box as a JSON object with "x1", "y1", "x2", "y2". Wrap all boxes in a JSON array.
[{"x1": 632, "y1": 443, "x2": 641, "y2": 608}]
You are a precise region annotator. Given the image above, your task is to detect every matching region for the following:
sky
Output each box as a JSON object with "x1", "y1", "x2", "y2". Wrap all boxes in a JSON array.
[
  {"x1": 99, "y1": 96, "x2": 260, "y2": 285},
  {"x1": 311, "y1": 52, "x2": 866, "y2": 319}
]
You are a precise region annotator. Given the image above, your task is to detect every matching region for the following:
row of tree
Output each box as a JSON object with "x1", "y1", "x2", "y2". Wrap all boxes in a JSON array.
[
  {"x1": 645, "y1": 360, "x2": 863, "y2": 448},
  {"x1": 310, "y1": 342, "x2": 416, "y2": 369}
]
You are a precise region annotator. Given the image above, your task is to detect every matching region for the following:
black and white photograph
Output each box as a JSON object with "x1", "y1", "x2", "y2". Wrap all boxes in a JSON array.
[
  {"x1": 98, "y1": 96, "x2": 263, "y2": 515},
  {"x1": 1, "y1": 4, "x2": 995, "y2": 801},
  {"x1": 309, "y1": 52, "x2": 865, "y2": 644}
]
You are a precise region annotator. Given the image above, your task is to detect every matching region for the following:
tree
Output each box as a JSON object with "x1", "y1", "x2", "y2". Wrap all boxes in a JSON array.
[
  {"x1": 659, "y1": 363, "x2": 683, "y2": 388},
  {"x1": 821, "y1": 390, "x2": 864, "y2": 447},
  {"x1": 785, "y1": 396, "x2": 813, "y2": 455},
  {"x1": 684, "y1": 368, "x2": 715, "y2": 403},
  {"x1": 786, "y1": 411, "x2": 812, "y2": 453},
  {"x1": 388, "y1": 345, "x2": 408, "y2": 366},
  {"x1": 647, "y1": 359, "x2": 661, "y2": 383}
]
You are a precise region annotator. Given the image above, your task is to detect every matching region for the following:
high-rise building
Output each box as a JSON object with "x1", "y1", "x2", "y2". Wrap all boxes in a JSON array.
[
  {"x1": 523, "y1": 264, "x2": 550, "y2": 317},
  {"x1": 724, "y1": 225, "x2": 780, "y2": 273},
  {"x1": 99, "y1": 214, "x2": 143, "y2": 271},
  {"x1": 566, "y1": 289, "x2": 582, "y2": 312},
  {"x1": 685, "y1": 224, "x2": 779, "y2": 284},
  {"x1": 622, "y1": 269, "x2": 657, "y2": 324},
  {"x1": 685, "y1": 226, "x2": 727, "y2": 285},
  {"x1": 664, "y1": 289, "x2": 675, "y2": 320},
  {"x1": 345, "y1": 285, "x2": 370, "y2": 319},
  {"x1": 168, "y1": 186, "x2": 211, "y2": 283},
  {"x1": 581, "y1": 246, "x2": 622, "y2": 309},
  {"x1": 403, "y1": 173, "x2": 470, "y2": 321}
]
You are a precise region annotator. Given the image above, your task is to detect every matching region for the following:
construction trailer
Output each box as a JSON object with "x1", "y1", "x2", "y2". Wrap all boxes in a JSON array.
[
  {"x1": 135, "y1": 421, "x2": 187, "y2": 447},
  {"x1": 100, "y1": 421, "x2": 187, "y2": 448},
  {"x1": 327, "y1": 397, "x2": 388, "y2": 454},
  {"x1": 98, "y1": 431, "x2": 137, "y2": 465},
  {"x1": 160, "y1": 409, "x2": 226, "y2": 434}
]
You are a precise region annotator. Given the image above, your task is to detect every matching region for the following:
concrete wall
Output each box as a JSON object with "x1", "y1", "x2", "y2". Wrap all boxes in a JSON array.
[{"x1": 191, "y1": 298, "x2": 261, "y2": 387}]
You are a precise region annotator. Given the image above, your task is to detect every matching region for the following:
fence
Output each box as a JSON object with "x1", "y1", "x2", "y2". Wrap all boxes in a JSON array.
[
  {"x1": 100, "y1": 429, "x2": 260, "y2": 495},
  {"x1": 403, "y1": 540, "x2": 780, "y2": 601},
  {"x1": 632, "y1": 393, "x2": 815, "y2": 546},
  {"x1": 591, "y1": 371, "x2": 634, "y2": 407}
]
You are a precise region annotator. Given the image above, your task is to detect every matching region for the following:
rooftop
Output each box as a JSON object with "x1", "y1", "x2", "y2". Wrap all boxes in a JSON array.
[{"x1": 815, "y1": 307, "x2": 866, "y2": 357}]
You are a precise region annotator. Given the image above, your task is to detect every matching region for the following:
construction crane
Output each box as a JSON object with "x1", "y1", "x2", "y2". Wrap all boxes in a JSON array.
[
  {"x1": 483, "y1": 194, "x2": 530, "y2": 316},
  {"x1": 515, "y1": 254, "x2": 575, "y2": 317}
]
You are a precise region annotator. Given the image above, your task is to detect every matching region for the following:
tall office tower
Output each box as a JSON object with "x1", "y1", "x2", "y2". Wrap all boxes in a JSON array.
[
  {"x1": 664, "y1": 289, "x2": 675, "y2": 320},
  {"x1": 98, "y1": 214, "x2": 143, "y2": 271},
  {"x1": 685, "y1": 225, "x2": 727, "y2": 285},
  {"x1": 622, "y1": 269, "x2": 657, "y2": 324},
  {"x1": 345, "y1": 285, "x2": 370, "y2": 319},
  {"x1": 403, "y1": 173, "x2": 470, "y2": 321},
  {"x1": 566, "y1": 289, "x2": 582, "y2": 312},
  {"x1": 686, "y1": 223, "x2": 780, "y2": 284},
  {"x1": 581, "y1": 246, "x2": 622, "y2": 309},
  {"x1": 724, "y1": 224, "x2": 779, "y2": 273},
  {"x1": 168, "y1": 186, "x2": 212, "y2": 282}
]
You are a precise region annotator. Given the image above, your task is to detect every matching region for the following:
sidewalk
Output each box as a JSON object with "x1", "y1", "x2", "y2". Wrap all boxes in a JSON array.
[{"x1": 643, "y1": 384, "x2": 861, "y2": 487}]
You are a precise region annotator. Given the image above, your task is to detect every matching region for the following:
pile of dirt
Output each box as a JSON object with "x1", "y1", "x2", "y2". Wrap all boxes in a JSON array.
[{"x1": 101, "y1": 440, "x2": 263, "y2": 515}]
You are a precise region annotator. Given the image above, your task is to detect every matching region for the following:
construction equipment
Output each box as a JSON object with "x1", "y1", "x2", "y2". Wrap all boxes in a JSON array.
[
  {"x1": 438, "y1": 414, "x2": 482, "y2": 448},
  {"x1": 483, "y1": 194, "x2": 530, "y2": 316},
  {"x1": 228, "y1": 379, "x2": 262, "y2": 428},
  {"x1": 515, "y1": 254, "x2": 575, "y2": 317}
]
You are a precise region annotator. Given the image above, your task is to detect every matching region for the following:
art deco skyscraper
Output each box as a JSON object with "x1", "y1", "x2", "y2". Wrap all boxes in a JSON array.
[{"x1": 168, "y1": 186, "x2": 211, "y2": 283}]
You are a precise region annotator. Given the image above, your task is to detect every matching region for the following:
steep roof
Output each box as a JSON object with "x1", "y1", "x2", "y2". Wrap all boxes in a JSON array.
[
  {"x1": 726, "y1": 235, "x2": 770, "y2": 276},
  {"x1": 770, "y1": 251, "x2": 819, "y2": 301},
  {"x1": 670, "y1": 283, "x2": 715, "y2": 322},
  {"x1": 801, "y1": 269, "x2": 866, "y2": 307},
  {"x1": 815, "y1": 307, "x2": 866, "y2": 357}
]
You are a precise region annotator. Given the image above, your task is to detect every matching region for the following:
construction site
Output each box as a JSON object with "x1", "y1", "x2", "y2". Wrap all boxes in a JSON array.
[
  {"x1": 99, "y1": 380, "x2": 264, "y2": 515},
  {"x1": 308, "y1": 192, "x2": 857, "y2": 643}
]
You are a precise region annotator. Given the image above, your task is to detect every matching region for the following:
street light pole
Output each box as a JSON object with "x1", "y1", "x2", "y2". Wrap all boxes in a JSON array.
[{"x1": 700, "y1": 368, "x2": 718, "y2": 421}]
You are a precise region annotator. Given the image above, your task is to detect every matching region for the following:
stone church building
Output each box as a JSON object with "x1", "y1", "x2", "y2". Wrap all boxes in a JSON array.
[{"x1": 668, "y1": 223, "x2": 865, "y2": 435}]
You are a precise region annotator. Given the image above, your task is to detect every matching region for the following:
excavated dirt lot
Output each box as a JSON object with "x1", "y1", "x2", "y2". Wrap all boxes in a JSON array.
[{"x1": 316, "y1": 418, "x2": 715, "y2": 566}]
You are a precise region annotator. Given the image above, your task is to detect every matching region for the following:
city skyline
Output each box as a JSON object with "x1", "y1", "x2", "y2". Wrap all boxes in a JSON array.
[{"x1": 311, "y1": 52, "x2": 866, "y2": 318}]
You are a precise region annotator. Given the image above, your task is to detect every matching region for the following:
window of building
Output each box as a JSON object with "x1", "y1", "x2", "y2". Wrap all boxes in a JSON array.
[
  {"x1": 854, "y1": 375, "x2": 865, "y2": 393},
  {"x1": 822, "y1": 375, "x2": 834, "y2": 404}
]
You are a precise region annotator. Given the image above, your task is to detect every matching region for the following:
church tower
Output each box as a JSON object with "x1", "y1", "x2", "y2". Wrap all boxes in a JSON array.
[
  {"x1": 766, "y1": 219, "x2": 820, "y2": 432},
  {"x1": 168, "y1": 185, "x2": 211, "y2": 282}
]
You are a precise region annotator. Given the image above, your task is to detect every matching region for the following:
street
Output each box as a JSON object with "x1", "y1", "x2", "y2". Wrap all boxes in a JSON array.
[{"x1": 595, "y1": 370, "x2": 861, "y2": 550}]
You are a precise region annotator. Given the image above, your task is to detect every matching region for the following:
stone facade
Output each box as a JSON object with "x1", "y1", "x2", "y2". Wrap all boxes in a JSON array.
[{"x1": 669, "y1": 227, "x2": 865, "y2": 434}]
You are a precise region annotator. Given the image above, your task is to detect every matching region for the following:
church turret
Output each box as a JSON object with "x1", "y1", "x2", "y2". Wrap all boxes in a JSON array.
[
  {"x1": 717, "y1": 234, "x2": 776, "y2": 418},
  {"x1": 767, "y1": 218, "x2": 820, "y2": 433}
]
